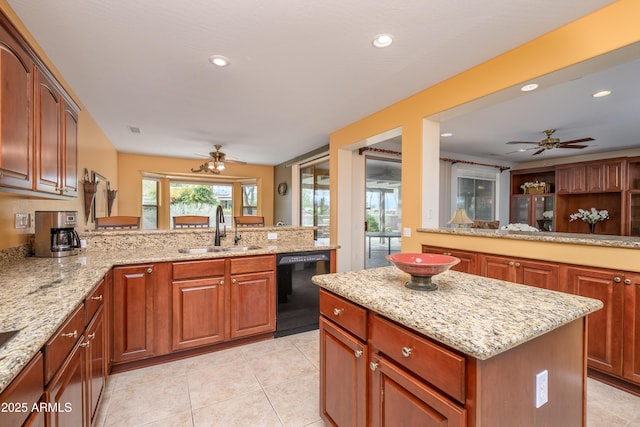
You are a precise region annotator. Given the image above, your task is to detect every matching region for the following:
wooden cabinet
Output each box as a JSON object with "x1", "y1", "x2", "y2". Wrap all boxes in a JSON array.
[
  {"x1": 369, "y1": 353, "x2": 465, "y2": 427},
  {"x1": 61, "y1": 103, "x2": 78, "y2": 197},
  {"x1": 84, "y1": 282, "x2": 107, "y2": 425},
  {"x1": 587, "y1": 160, "x2": 625, "y2": 192},
  {"x1": 229, "y1": 256, "x2": 276, "y2": 339},
  {"x1": 0, "y1": 352, "x2": 44, "y2": 427},
  {"x1": 319, "y1": 290, "x2": 368, "y2": 426},
  {"x1": 556, "y1": 165, "x2": 587, "y2": 194},
  {"x1": 171, "y1": 259, "x2": 226, "y2": 351},
  {"x1": 510, "y1": 194, "x2": 554, "y2": 231},
  {"x1": 421, "y1": 245, "x2": 477, "y2": 274},
  {"x1": 112, "y1": 264, "x2": 160, "y2": 363},
  {"x1": 46, "y1": 337, "x2": 86, "y2": 427},
  {"x1": 33, "y1": 67, "x2": 62, "y2": 195},
  {"x1": 623, "y1": 273, "x2": 640, "y2": 384},
  {"x1": 479, "y1": 254, "x2": 561, "y2": 291},
  {"x1": 0, "y1": 24, "x2": 34, "y2": 191}
]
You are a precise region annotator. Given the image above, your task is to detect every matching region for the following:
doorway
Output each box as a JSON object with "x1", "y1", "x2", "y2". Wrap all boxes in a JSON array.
[
  {"x1": 300, "y1": 158, "x2": 330, "y2": 245},
  {"x1": 365, "y1": 157, "x2": 401, "y2": 268}
]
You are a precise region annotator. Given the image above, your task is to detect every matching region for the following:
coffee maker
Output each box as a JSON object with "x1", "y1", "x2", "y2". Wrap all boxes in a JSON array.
[{"x1": 34, "y1": 211, "x2": 81, "y2": 257}]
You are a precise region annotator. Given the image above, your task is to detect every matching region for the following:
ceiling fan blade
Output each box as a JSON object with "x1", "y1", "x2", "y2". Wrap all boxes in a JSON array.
[
  {"x1": 560, "y1": 137, "x2": 594, "y2": 144},
  {"x1": 557, "y1": 144, "x2": 588, "y2": 149},
  {"x1": 506, "y1": 141, "x2": 539, "y2": 145},
  {"x1": 532, "y1": 148, "x2": 546, "y2": 155}
]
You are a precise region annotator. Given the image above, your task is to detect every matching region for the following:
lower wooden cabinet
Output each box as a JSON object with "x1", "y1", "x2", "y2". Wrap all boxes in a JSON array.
[
  {"x1": 369, "y1": 353, "x2": 466, "y2": 427},
  {"x1": 479, "y1": 254, "x2": 560, "y2": 291},
  {"x1": 85, "y1": 304, "x2": 107, "y2": 424},
  {"x1": 421, "y1": 245, "x2": 476, "y2": 274},
  {"x1": 46, "y1": 338, "x2": 85, "y2": 427},
  {"x1": 0, "y1": 352, "x2": 44, "y2": 427},
  {"x1": 319, "y1": 317, "x2": 367, "y2": 427},
  {"x1": 623, "y1": 274, "x2": 640, "y2": 384},
  {"x1": 230, "y1": 270, "x2": 276, "y2": 338}
]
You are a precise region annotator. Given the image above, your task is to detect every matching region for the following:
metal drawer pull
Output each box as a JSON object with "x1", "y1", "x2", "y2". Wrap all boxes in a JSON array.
[
  {"x1": 232, "y1": 278, "x2": 237, "y2": 284},
  {"x1": 515, "y1": 262, "x2": 521, "y2": 268},
  {"x1": 333, "y1": 308, "x2": 344, "y2": 316},
  {"x1": 614, "y1": 276, "x2": 622, "y2": 283},
  {"x1": 508, "y1": 261, "x2": 514, "y2": 267},
  {"x1": 401, "y1": 347, "x2": 413, "y2": 358},
  {"x1": 79, "y1": 341, "x2": 90, "y2": 348},
  {"x1": 91, "y1": 295, "x2": 103, "y2": 301},
  {"x1": 624, "y1": 279, "x2": 632, "y2": 285},
  {"x1": 61, "y1": 330, "x2": 78, "y2": 339},
  {"x1": 147, "y1": 267, "x2": 153, "y2": 273},
  {"x1": 354, "y1": 350, "x2": 363, "y2": 358},
  {"x1": 88, "y1": 332, "x2": 96, "y2": 340},
  {"x1": 370, "y1": 362, "x2": 378, "y2": 371},
  {"x1": 219, "y1": 280, "x2": 224, "y2": 285}
]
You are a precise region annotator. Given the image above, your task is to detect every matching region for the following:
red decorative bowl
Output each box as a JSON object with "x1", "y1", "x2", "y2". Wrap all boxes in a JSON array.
[{"x1": 386, "y1": 253, "x2": 460, "y2": 291}]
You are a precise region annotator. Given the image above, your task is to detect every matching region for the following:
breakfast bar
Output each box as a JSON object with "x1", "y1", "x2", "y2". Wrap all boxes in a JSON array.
[{"x1": 313, "y1": 266, "x2": 603, "y2": 426}]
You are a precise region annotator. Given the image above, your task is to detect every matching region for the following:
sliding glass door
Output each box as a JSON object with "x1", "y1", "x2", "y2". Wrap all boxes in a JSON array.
[{"x1": 300, "y1": 158, "x2": 330, "y2": 244}]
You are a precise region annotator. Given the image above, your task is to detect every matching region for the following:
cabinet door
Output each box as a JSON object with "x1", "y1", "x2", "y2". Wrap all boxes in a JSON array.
[
  {"x1": 171, "y1": 277, "x2": 225, "y2": 350},
  {"x1": 567, "y1": 266, "x2": 624, "y2": 375},
  {"x1": 518, "y1": 259, "x2": 560, "y2": 291},
  {"x1": 422, "y1": 245, "x2": 477, "y2": 274},
  {"x1": 369, "y1": 353, "x2": 465, "y2": 427},
  {"x1": 556, "y1": 166, "x2": 586, "y2": 194},
  {"x1": 0, "y1": 34, "x2": 34, "y2": 190},
  {"x1": 60, "y1": 104, "x2": 78, "y2": 196},
  {"x1": 229, "y1": 270, "x2": 276, "y2": 338},
  {"x1": 319, "y1": 317, "x2": 367, "y2": 427},
  {"x1": 34, "y1": 68, "x2": 62, "y2": 194},
  {"x1": 623, "y1": 274, "x2": 640, "y2": 384},
  {"x1": 588, "y1": 161, "x2": 624, "y2": 192},
  {"x1": 479, "y1": 255, "x2": 516, "y2": 282},
  {"x1": 85, "y1": 305, "x2": 106, "y2": 424},
  {"x1": 510, "y1": 195, "x2": 531, "y2": 225},
  {"x1": 112, "y1": 265, "x2": 156, "y2": 363},
  {"x1": 46, "y1": 338, "x2": 86, "y2": 427}
]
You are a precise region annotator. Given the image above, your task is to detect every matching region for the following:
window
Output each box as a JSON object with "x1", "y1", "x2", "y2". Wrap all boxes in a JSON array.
[
  {"x1": 451, "y1": 165, "x2": 498, "y2": 221},
  {"x1": 300, "y1": 158, "x2": 330, "y2": 243},
  {"x1": 169, "y1": 182, "x2": 233, "y2": 226},
  {"x1": 241, "y1": 184, "x2": 257, "y2": 215},
  {"x1": 142, "y1": 179, "x2": 159, "y2": 229}
]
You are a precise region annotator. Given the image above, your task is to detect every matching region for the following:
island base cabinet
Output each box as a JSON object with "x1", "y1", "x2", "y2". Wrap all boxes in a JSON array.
[
  {"x1": 369, "y1": 353, "x2": 466, "y2": 427},
  {"x1": 319, "y1": 317, "x2": 367, "y2": 427},
  {"x1": 45, "y1": 339, "x2": 86, "y2": 427},
  {"x1": 623, "y1": 274, "x2": 640, "y2": 384}
]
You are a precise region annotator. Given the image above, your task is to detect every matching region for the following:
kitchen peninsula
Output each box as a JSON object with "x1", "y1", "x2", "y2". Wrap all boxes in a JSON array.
[
  {"x1": 0, "y1": 226, "x2": 335, "y2": 427},
  {"x1": 313, "y1": 266, "x2": 602, "y2": 426}
]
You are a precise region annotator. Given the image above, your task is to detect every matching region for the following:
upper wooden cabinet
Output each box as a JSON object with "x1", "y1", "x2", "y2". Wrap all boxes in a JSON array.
[
  {"x1": 557, "y1": 160, "x2": 625, "y2": 194},
  {"x1": 0, "y1": 10, "x2": 79, "y2": 198}
]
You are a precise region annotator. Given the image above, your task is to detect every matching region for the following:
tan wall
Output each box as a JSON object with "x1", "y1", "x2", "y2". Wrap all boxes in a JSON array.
[
  {"x1": 329, "y1": 0, "x2": 640, "y2": 267},
  {"x1": 0, "y1": 1, "x2": 118, "y2": 247},
  {"x1": 117, "y1": 153, "x2": 275, "y2": 227}
]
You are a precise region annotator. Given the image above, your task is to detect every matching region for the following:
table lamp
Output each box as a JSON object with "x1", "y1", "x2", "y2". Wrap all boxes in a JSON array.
[{"x1": 448, "y1": 209, "x2": 473, "y2": 228}]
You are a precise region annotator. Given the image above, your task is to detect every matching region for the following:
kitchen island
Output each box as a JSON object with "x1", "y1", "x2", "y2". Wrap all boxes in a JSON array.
[{"x1": 313, "y1": 266, "x2": 603, "y2": 426}]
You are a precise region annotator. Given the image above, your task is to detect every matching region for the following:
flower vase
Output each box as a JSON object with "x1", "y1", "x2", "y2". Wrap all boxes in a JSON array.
[{"x1": 588, "y1": 223, "x2": 596, "y2": 234}]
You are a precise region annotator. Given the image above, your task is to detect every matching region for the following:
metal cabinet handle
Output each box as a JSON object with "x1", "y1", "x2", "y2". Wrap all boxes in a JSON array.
[
  {"x1": 401, "y1": 347, "x2": 413, "y2": 358},
  {"x1": 443, "y1": 252, "x2": 451, "y2": 256},
  {"x1": 79, "y1": 341, "x2": 90, "y2": 348},
  {"x1": 232, "y1": 278, "x2": 237, "y2": 284},
  {"x1": 515, "y1": 262, "x2": 521, "y2": 268},
  {"x1": 91, "y1": 295, "x2": 103, "y2": 301},
  {"x1": 624, "y1": 279, "x2": 632, "y2": 285},
  {"x1": 508, "y1": 261, "x2": 514, "y2": 267},
  {"x1": 219, "y1": 280, "x2": 224, "y2": 285},
  {"x1": 61, "y1": 330, "x2": 78, "y2": 339},
  {"x1": 354, "y1": 350, "x2": 363, "y2": 358},
  {"x1": 614, "y1": 276, "x2": 622, "y2": 283},
  {"x1": 333, "y1": 308, "x2": 344, "y2": 316},
  {"x1": 147, "y1": 267, "x2": 153, "y2": 274},
  {"x1": 370, "y1": 362, "x2": 379, "y2": 371},
  {"x1": 88, "y1": 332, "x2": 96, "y2": 340}
]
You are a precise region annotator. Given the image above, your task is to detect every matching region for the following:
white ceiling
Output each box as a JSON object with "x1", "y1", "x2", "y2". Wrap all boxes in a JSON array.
[{"x1": 7, "y1": 0, "x2": 618, "y2": 166}]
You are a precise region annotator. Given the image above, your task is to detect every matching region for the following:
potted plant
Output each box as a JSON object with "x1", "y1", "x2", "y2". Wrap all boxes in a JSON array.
[{"x1": 569, "y1": 208, "x2": 609, "y2": 233}]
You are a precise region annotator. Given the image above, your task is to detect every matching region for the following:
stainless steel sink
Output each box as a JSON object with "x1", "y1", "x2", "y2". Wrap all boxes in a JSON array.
[{"x1": 178, "y1": 246, "x2": 261, "y2": 254}]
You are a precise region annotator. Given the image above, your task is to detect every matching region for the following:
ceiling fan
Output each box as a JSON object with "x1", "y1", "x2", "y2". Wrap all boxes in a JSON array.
[
  {"x1": 191, "y1": 144, "x2": 246, "y2": 174},
  {"x1": 506, "y1": 129, "x2": 594, "y2": 155}
]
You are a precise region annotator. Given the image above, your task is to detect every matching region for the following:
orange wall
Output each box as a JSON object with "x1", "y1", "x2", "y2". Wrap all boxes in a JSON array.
[
  {"x1": 117, "y1": 153, "x2": 275, "y2": 227},
  {"x1": 0, "y1": 1, "x2": 118, "y2": 246},
  {"x1": 329, "y1": 0, "x2": 640, "y2": 259}
]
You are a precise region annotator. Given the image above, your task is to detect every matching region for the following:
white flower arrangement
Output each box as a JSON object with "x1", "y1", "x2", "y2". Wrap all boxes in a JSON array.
[
  {"x1": 542, "y1": 210, "x2": 553, "y2": 219},
  {"x1": 500, "y1": 223, "x2": 540, "y2": 232},
  {"x1": 520, "y1": 181, "x2": 546, "y2": 190},
  {"x1": 569, "y1": 208, "x2": 609, "y2": 224}
]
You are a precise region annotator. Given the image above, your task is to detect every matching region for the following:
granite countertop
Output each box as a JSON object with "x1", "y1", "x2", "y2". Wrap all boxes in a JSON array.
[
  {"x1": 312, "y1": 266, "x2": 603, "y2": 360},
  {"x1": 417, "y1": 227, "x2": 640, "y2": 249},
  {"x1": 0, "y1": 243, "x2": 334, "y2": 394}
]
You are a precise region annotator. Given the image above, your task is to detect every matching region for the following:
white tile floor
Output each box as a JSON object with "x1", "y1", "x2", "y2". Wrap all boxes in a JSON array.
[{"x1": 95, "y1": 329, "x2": 640, "y2": 427}]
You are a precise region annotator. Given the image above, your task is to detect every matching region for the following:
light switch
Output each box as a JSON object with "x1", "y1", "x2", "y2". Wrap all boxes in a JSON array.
[{"x1": 15, "y1": 213, "x2": 29, "y2": 229}]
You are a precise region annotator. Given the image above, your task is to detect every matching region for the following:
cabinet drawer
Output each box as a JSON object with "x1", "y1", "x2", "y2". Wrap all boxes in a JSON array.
[
  {"x1": 85, "y1": 279, "x2": 105, "y2": 324},
  {"x1": 229, "y1": 255, "x2": 275, "y2": 275},
  {"x1": 370, "y1": 314, "x2": 466, "y2": 403},
  {"x1": 0, "y1": 352, "x2": 43, "y2": 427},
  {"x1": 320, "y1": 290, "x2": 367, "y2": 341},
  {"x1": 44, "y1": 304, "x2": 85, "y2": 383},
  {"x1": 173, "y1": 259, "x2": 225, "y2": 280}
]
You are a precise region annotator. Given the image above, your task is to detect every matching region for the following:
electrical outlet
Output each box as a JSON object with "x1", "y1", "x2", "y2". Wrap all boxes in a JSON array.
[
  {"x1": 403, "y1": 227, "x2": 411, "y2": 237},
  {"x1": 15, "y1": 213, "x2": 29, "y2": 229},
  {"x1": 267, "y1": 232, "x2": 278, "y2": 240},
  {"x1": 535, "y1": 370, "x2": 548, "y2": 408}
]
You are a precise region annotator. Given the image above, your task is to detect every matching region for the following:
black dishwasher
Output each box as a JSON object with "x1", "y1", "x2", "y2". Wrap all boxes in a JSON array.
[{"x1": 275, "y1": 250, "x2": 331, "y2": 337}]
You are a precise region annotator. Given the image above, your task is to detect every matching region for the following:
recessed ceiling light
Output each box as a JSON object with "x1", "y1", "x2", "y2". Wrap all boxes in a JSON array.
[
  {"x1": 372, "y1": 34, "x2": 393, "y2": 48},
  {"x1": 592, "y1": 90, "x2": 612, "y2": 98},
  {"x1": 209, "y1": 55, "x2": 230, "y2": 67},
  {"x1": 520, "y1": 83, "x2": 539, "y2": 92},
  {"x1": 517, "y1": 149, "x2": 527, "y2": 152},
  {"x1": 440, "y1": 132, "x2": 453, "y2": 137}
]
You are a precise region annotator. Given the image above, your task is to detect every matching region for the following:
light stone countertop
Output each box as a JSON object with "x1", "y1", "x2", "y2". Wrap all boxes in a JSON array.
[
  {"x1": 417, "y1": 227, "x2": 640, "y2": 249},
  {"x1": 0, "y1": 243, "x2": 335, "y2": 394},
  {"x1": 312, "y1": 266, "x2": 603, "y2": 360}
]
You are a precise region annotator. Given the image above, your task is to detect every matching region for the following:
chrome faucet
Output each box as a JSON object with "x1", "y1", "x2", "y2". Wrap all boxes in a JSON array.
[{"x1": 214, "y1": 205, "x2": 226, "y2": 246}]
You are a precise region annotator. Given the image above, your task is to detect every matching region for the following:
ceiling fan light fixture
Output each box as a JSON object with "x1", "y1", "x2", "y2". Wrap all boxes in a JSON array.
[
  {"x1": 520, "y1": 83, "x2": 539, "y2": 92},
  {"x1": 592, "y1": 90, "x2": 612, "y2": 98},
  {"x1": 372, "y1": 34, "x2": 393, "y2": 48},
  {"x1": 216, "y1": 161, "x2": 225, "y2": 171},
  {"x1": 209, "y1": 55, "x2": 230, "y2": 67}
]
